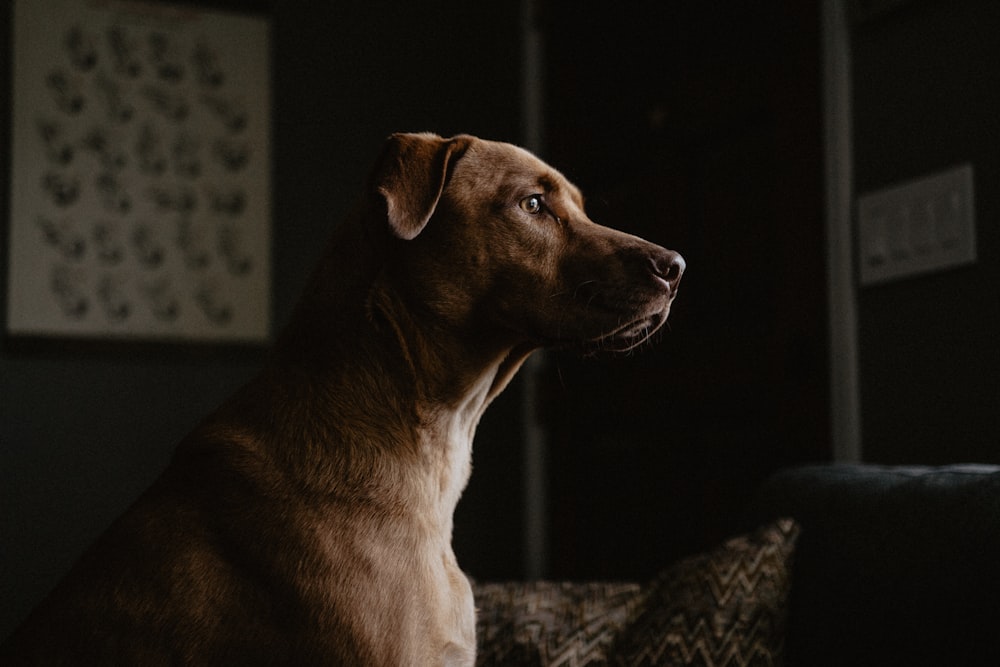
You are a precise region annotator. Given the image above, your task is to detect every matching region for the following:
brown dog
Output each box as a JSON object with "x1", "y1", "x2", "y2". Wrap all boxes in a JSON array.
[{"x1": 1, "y1": 133, "x2": 684, "y2": 665}]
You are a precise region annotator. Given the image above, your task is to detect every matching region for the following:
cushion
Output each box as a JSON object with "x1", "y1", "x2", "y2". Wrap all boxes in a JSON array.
[
  {"x1": 611, "y1": 518, "x2": 800, "y2": 667},
  {"x1": 744, "y1": 464, "x2": 1000, "y2": 667},
  {"x1": 474, "y1": 580, "x2": 644, "y2": 666}
]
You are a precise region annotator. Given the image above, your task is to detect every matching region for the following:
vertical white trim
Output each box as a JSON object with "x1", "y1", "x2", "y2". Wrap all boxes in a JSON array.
[
  {"x1": 520, "y1": 0, "x2": 548, "y2": 579},
  {"x1": 823, "y1": 0, "x2": 863, "y2": 462},
  {"x1": 521, "y1": 0, "x2": 545, "y2": 154},
  {"x1": 519, "y1": 353, "x2": 547, "y2": 580}
]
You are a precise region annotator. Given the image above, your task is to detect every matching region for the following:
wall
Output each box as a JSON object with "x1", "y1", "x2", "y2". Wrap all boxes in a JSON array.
[
  {"x1": 541, "y1": 2, "x2": 829, "y2": 579},
  {"x1": 852, "y1": 0, "x2": 1000, "y2": 463},
  {"x1": 1, "y1": 1, "x2": 524, "y2": 640}
]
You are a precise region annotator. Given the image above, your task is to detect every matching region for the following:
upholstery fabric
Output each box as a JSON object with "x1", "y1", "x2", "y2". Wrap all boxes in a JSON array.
[
  {"x1": 744, "y1": 464, "x2": 1000, "y2": 667},
  {"x1": 472, "y1": 519, "x2": 798, "y2": 666},
  {"x1": 611, "y1": 518, "x2": 799, "y2": 667},
  {"x1": 474, "y1": 580, "x2": 644, "y2": 666}
]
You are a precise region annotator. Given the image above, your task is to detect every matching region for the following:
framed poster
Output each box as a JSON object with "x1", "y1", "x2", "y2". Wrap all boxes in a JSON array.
[{"x1": 6, "y1": 0, "x2": 272, "y2": 343}]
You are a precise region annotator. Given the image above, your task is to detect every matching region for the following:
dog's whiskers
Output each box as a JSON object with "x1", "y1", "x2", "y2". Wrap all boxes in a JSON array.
[{"x1": 570, "y1": 280, "x2": 598, "y2": 302}]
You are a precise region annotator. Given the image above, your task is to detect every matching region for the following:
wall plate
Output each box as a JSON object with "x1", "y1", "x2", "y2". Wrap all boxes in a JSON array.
[{"x1": 856, "y1": 163, "x2": 976, "y2": 286}]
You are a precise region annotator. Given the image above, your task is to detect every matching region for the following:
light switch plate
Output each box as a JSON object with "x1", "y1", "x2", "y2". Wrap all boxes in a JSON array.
[{"x1": 857, "y1": 164, "x2": 976, "y2": 286}]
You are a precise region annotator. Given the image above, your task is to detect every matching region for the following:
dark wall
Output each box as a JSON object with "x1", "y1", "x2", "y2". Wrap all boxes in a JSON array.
[
  {"x1": 541, "y1": 2, "x2": 829, "y2": 579},
  {"x1": 852, "y1": 0, "x2": 1000, "y2": 463},
  {"x1": 1, "y1": 1, "x2": 524, "y2": 640}
]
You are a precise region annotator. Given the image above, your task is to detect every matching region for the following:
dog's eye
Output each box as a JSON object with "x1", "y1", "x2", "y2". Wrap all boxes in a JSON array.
[{"x1": 519, "y1": 195, "x2": 543, "y2": 215}]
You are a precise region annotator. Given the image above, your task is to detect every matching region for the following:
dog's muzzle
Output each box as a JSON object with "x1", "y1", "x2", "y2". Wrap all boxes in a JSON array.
[{"x1": 649, "y1": 248, "x2": 685, "y2": 297}]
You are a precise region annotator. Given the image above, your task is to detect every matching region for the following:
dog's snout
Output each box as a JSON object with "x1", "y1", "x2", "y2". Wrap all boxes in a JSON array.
[{"x1": 649, "y1": 249, "x2": 685, "y2": 290}]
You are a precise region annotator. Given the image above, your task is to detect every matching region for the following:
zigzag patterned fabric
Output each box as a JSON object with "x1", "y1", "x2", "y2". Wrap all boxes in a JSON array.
[
  {"x1": 611, "y1": 518, "x2": 800, "y2": 667},
  {"x1": 472, "y1": 518, "x2": 799, "y2": 667},
  {"x1": 474, "y1": 580, "x2": 645, "y2": 666}
]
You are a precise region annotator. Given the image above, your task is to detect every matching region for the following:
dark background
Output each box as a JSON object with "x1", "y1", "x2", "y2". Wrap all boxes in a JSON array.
[
  {"x1": 851, "y1": 0, "x2": 1000, "y2": 464},
  {"x1": 3, "y1": 0, "x2": 999, "y2": 642},
  {"x1": 540, "y1": 2, "x2": 829, "y2": 578}
]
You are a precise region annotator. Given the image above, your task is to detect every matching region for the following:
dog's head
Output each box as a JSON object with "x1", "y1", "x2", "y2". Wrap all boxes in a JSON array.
[{"x1": 372, "y1": 132, "x2": 684, "y2": 354}]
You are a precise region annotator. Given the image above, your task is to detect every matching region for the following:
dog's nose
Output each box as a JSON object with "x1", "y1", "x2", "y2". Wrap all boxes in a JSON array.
[{"x1": 650, "y1": 249, "x2": 685, "y2": 291}]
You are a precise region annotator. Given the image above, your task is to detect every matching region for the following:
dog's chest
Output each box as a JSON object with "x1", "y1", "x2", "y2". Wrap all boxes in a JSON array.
[
  {"x1": 428, "y1": 369, "x2": 497, "y2": 517},
  {"x1": 422, "y1": 414, "x2": 474, "y2": 524}
]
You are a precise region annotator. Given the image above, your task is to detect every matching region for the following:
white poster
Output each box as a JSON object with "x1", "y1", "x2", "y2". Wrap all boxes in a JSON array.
[{"x1": 6, "y1": 0, "x2": 272, "y2": 343}]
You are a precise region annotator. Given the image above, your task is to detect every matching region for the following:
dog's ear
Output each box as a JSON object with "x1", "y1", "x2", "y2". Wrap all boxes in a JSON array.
[{"x1": 372, "y1": 133, "x2": 469, "y2": 240}]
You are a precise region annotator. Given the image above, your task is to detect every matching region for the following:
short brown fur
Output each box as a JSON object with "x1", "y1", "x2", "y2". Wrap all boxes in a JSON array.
[{"x1": 1, "y1": 133, "x2": 684, "y2": 665}]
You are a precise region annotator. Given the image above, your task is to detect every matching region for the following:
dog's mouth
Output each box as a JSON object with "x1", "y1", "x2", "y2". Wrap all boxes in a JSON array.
[
  {"x1": 516, "y1": 275, "x2": 679, "y2": 355},
  {"x1": 571, "y1": 278, "x2": 676, "y2": 353},
  {"x1": 583, "y1": 310, "x2": 669, "y2": 353},
  {"x1": 538, "y1": 305, "x2": 669, "y2": 355}
]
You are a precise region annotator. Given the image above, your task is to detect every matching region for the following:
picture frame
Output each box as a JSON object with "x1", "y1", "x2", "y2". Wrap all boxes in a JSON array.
[{"x1": 5, "y1": 0, "x2": 272, "y2": 344}]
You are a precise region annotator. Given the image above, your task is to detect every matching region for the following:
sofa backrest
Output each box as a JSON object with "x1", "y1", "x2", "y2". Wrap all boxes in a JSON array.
[{"x1": 745, "y1": 464, "x2": 1000, "y2": 667}]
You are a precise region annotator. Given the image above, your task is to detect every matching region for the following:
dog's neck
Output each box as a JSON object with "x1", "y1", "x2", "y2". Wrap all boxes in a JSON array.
[
  {"x1": 366, "y1": 270, "x2": 532, "y2": 408},
  {"x1": 363, "y1": 276, "x2": 536, "y2": 522},
  {"x1": 258, "y1": 220, "x2": 535, "y2": 528}
]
